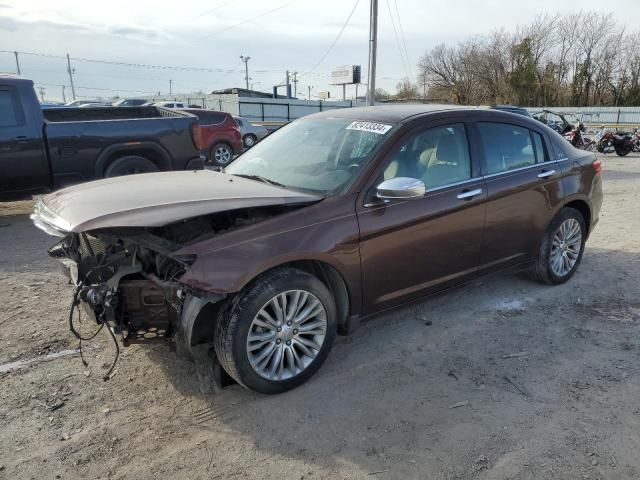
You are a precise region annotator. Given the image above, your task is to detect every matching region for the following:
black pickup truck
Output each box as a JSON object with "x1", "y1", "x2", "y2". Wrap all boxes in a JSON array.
[{"x1": 0, "y1": 75, "x2": 203, "y2": 198}]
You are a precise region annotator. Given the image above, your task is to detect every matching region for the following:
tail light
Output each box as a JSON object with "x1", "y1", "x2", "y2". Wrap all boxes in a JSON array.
[
  {"x1": 190, "y1": 124, "x2": 204, "y2": 150},
  {"x1": 592, "y1": 158, "x2": 602, "y2": 175}
]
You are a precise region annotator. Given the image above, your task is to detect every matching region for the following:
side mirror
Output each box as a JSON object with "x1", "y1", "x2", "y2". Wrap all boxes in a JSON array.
[{"x1": 376, "y1": 177, "x2": 426, "y2": 200}]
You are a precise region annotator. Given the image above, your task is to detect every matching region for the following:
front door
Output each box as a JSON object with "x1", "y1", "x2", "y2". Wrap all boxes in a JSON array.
[
  {"x1": 0, "y1": 85, "x2": 48, "y2": 196},
  {"x1": 357, "y1": 121, "x2": 486, "y2": 313}
]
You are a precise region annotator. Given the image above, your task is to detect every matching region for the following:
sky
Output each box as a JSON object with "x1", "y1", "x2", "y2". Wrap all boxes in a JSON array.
[{"x1": 0, "y1": 0, "x2": 637, "y2": 102}]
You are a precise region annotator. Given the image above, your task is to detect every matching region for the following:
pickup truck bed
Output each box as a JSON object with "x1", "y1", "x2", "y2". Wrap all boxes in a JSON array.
[{"x1": 0, "y1": 75, "x2": 202, "y2": 198}]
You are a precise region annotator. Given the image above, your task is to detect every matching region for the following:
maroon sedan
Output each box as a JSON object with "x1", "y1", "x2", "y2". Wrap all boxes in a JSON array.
[
  {"x1": 32, "y1": 105, "x2": 603, "y2": 393},
  {"x1": 182, "y1": 109, "x2": 243, "y2": 167}
]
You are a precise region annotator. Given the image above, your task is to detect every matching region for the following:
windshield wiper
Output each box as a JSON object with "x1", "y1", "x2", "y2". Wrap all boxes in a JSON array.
[{"x1": 233, "y1": 174, "x2": 287, "y2": 188}]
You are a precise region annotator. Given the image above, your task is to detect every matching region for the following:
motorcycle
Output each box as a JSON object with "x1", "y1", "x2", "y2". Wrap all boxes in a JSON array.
[
  {"x1": 562, "y1": 121, "x2": 592, "y2": 150},
  {"x1": 590, "y1": 127, "x2": 633, "y2": 156},
  {"x1": 630, "y1": 128, "x2": 640, "y2": 152}
]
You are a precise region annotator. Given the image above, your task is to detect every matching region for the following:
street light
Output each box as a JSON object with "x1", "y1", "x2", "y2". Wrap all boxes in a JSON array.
[{"x1": 240, "y1": 55, "x2": 251, "y2": 90}]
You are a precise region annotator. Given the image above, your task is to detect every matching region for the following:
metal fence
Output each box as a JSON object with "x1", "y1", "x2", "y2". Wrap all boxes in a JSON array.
[
  {"x1": 526, "y1": 107, "x2": 640, "y2": 126},
  {"x1": 146, "y1": 93, "x2": 365, "y2": 123}
]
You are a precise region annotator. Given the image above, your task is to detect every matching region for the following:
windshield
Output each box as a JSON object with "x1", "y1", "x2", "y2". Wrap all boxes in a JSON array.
[{"x1": 226, "y1": 117, "x2": 395, "y2": 194}]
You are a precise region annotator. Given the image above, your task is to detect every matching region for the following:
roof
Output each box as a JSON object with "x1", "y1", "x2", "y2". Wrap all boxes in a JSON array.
[
  {"x1": 309, "y1": 104, "x2": 484, "y2": 123},
  {"x1": 0, "y1": 74, "x2": 32, "y2": 85},
  {"x1": 210, "y1": 87, "x2": 290, "y2": 99}
]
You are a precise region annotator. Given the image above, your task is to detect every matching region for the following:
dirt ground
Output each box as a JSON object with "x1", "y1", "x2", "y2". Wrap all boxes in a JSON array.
[{"x1": 0, "y1": 154, "x2": 639, "y2": 480}]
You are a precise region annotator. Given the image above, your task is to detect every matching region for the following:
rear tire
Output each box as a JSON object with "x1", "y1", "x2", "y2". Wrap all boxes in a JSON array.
[
  {"x1": 616, "y1": 145, "x2": 631, "y2": 156},
  {"x1": 243, "y1": 134, "x2": 257, "y2": 148},
  {"x1": 210, "y1": 143, "x2": 233, "y2": 167},
  {"x1": 214, "y1": 267, "x2": 337, "y2": 394},
  {"x1": 532, "y1": 207, "x2": 586, "y2": 285},
  {"x1": 104, "y1": 155, "x2": 159, "y2": 178}
]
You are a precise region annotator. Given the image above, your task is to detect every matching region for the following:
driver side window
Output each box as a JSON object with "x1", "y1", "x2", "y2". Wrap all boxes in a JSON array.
[{"x1": 382, "y1": 123, "x2": 471, "y2": 189}]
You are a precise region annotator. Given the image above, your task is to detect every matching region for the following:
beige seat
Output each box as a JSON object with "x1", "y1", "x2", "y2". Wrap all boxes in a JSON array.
[{"x1": 422, "y1": 134, "x2": 469, "y2": 188}]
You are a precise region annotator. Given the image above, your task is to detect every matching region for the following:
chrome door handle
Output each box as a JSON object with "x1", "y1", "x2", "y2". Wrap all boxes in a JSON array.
[
  {"x1": 457, "y1": 188, "x2": 482, "y2": 200},
  {"x1": 537, "y1": 169, "x2": 556, "y2": 178}
]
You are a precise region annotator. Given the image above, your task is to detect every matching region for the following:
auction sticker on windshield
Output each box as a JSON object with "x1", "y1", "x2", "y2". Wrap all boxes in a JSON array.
[{"x1": 346, "y1": 121, "x2": 393, "y2": 135}]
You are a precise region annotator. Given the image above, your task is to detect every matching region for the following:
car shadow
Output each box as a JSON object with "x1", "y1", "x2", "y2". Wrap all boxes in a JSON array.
[{"x1": 144, "y1": 244, "x2": 640, "y2": 477}]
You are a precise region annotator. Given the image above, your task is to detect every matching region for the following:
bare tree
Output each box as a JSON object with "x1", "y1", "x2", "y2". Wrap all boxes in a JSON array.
[{"x1": 416, "y1": 11, "x2": 639, "y2": 107}]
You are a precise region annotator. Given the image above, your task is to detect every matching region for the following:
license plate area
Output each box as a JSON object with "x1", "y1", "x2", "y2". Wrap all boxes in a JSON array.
[{"x1": 119, "y1": 280, "x2": 179, "y2": 345}]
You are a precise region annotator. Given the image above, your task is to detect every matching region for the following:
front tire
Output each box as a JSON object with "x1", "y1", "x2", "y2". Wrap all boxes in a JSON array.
[
  {"x1": 532, "y1": 207, "x2": 586, "y2": 285},
  {"x1": 214, "y1": 268, "x2": 337, "y2": 394}
]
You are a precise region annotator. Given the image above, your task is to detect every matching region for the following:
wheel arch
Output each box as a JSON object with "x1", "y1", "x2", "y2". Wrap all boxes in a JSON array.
[
  {"x1": 563, "y1": 197, "x2": 592, "y2": 233},
  {"x1": 95, "y1": 141, "x2": 172, "y2": 178},
  {"x1": 182, "y1": 259, "x2": 353, "y2": 353}
]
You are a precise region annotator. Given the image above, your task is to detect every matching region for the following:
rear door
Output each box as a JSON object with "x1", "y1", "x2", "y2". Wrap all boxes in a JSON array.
[
  {"x1": 0, "y1": 85, "x2": 49, "y2": 196},
  {"x1": 357, "y1": 120, "x2": 486, "y2": 313},
  {"x1": 475, "y1": 120, "x2": 567, "y2": 273}
]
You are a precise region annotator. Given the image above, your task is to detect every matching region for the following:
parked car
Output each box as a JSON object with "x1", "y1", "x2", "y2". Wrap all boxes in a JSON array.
[
  {"x1": 78, "y1": 102, "x2": 111, "y2": 108},
  {"x1": 490, "y1": 105, "x2": 532, "y2": 117},
  {"x1": 32, "y1": 105, "x2": 602, "y2": 394},
  {"x1": 0, "y1": 75, "x2": 203, "y2": 198},
  {"x1": 533, "y1": 109, "x2": 574, "y2": 134},
  {"x1": 64, "y1": 99, "x2": 107, "y2": 107},
  {"x1": 153, "y1": 101, "x2": 186, "y2": 109},
  {"x1": 112, "y1": 98, "x2": 148, "y2": 107},
  {"x1": 182, "y1": 109, "x2": 243, "y2": 167},
  {"x1": 234, "y1": 115, "x2": 268, "y2": 148}
]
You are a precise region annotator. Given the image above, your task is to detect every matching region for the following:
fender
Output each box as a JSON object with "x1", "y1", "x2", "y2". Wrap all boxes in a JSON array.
[{"x1": 94, "y1": 141, "x2": 173, "y2": 177}]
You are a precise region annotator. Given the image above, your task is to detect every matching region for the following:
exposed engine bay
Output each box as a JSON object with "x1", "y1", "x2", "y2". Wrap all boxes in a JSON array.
[{"x1": 48, "y1": 206, "x2": 294, "y2": 362}]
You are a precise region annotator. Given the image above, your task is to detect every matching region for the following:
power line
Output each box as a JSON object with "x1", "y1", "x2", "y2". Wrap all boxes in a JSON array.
[
  {"x1": 305, "y1": 0, "x2": 361, "y2": 74},
  {"x1": 201, "y1": 0, "x2": 306, "y2": 39},
  {"x1": 393, "y1": 0, "x2": 412, "y2": 79},
  {"x1": 34, "y1": 82, "x2": 158, "y2": 95},
  {"x1": 385, "y1": 0, "x2": 410, "y2": 81},
  {"x1": 177, "y1": 0, "x2": 238, "y2": 25}
]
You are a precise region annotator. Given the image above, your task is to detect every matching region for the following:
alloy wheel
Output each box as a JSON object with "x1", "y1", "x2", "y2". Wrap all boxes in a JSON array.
[
  {"x1": 550, "y1": 218, "x2": 582, "y2": 277},
  {"x1": 214, "y1": 146, "x2": 232, "y2": 165},
  {"x1": 246, "y1": 290, "x2": 327, "y2": 381}
]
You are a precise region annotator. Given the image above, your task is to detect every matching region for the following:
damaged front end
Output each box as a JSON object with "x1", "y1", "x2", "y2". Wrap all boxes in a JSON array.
[
  {"x1": 49, "y1": 229, "x2": 195, "y2": 347},
  {"x1": 39, "y1": 205, "x2": 296, "y2": 361}
]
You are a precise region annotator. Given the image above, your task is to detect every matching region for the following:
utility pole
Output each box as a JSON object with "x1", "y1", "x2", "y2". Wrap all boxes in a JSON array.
[
  {"x1": 291, "y1": 71, "x2": 298, "y2": 98},
  {"x1": 62, "y1": 85, "x2": 66, "y2": 103},
  {"x1": 285, "y1": 70, "x2": 291, "y2": 98},
  {"x1": 240, "y1": 55, "x2": 251, "y2": 90},
  {"x1": 38, "y1": 86, "x2": 45, "y2": 102},
  {"x1": 66, "y1": 53, "x2": 76, "y2": 101},
  {"x1": 308, "y1": 85, "x2": 313, "y2": 100},
  {"x1": 366, "y1": 0, "x2": 378, "y2": 106},
  {"x1": 169, "y1": 79, "x2": 173, "y2": 95},
  {"x1": 14, "y1": 51, "x2": 20, "y2": 75}
]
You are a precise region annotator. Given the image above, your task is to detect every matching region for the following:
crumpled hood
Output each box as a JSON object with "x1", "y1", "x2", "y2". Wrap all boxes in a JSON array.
[{"x1": 33, "y1": 169, "x2": 321, "y2": 234}]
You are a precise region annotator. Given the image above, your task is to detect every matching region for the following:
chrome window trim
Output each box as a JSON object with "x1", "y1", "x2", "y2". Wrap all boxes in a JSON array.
[
  {"x1": 424, "y1": 176, "x2": 481, "y2": 193},
  {"x1": 483, "y1": 157, "x2": 569, "y2": 180}
]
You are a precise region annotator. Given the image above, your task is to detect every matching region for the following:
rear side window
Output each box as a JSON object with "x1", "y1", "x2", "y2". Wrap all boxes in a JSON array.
[
  {"x1": 235, "y1": 118, "x2": 244, "y2": 127},
  {"x1": 478, "y1": 123, "x2": 536, "y2": 174},
  {"x1": 199, "y1": 112, "x2": 226, "y2": 125},
  {"x1": 531, "y1": 131, "x2": 548, "y2": 162},
  {"x1": 0, "y1": 89, "x2": 19, "y2": 127}
]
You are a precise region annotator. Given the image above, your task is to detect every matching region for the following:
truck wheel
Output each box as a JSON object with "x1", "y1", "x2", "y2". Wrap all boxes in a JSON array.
[
  {"x1": 243, "y1": 134, "x2": 257, "y2": 148},
  {"x1": 105, "y1": 155, "x2": 159, "y2": 177},
  {"x1": 531, "y1": 207, "x2": 586, "y2": 285},
  {"x1": 210, "y1": 143, "x2": 233, "y2": 167},
  {"x1": 214, "y1": 267, "x2": 337, "y2": 394}
]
